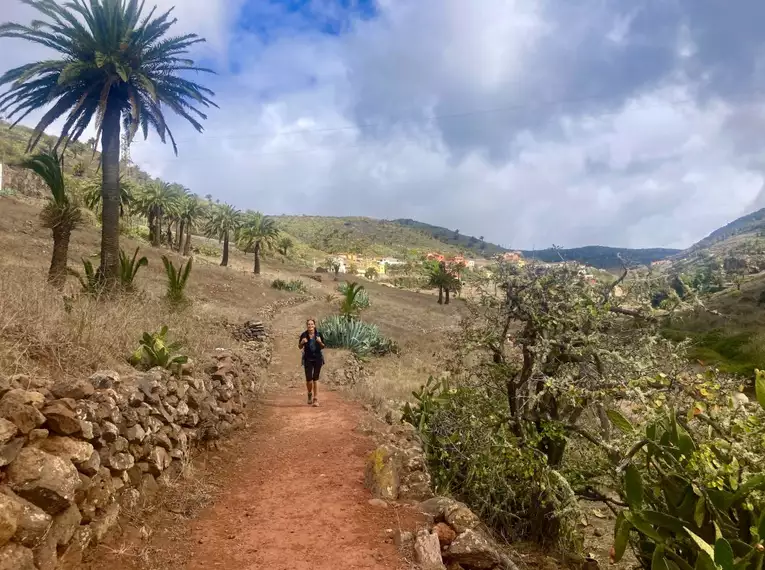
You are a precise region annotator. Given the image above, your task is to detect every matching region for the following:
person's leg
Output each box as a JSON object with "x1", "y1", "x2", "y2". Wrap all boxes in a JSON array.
[
  {"x1": 304, "y1": 361, "x2": 314, "y2": 404},
  {"x1": 311, "y1": 361, "x2": 323, "y2": 406}
]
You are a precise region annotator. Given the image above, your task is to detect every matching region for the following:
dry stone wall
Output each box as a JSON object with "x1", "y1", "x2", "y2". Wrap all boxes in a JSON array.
[{"x1": 0, "y1": 347, "x2": 265, "y2": 570}]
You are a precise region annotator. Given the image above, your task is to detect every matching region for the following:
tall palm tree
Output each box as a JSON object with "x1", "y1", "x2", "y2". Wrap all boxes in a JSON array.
[
  {"x1": 428, "y1": 261, "x2": 455, "y2": 305},
  {"x1": 237, "y1": 212, "x2": 279, "y2": 274},
  {"x1": 204, "y1": 204, "x2": 241, "y2": 267},
  {"x1": 0, "y1": 0, "x2": 217, "y2": 286},
  {"x1": 84, "y1": 176, "x2": 133, "y2": 219},
  {"x1": 18, "y1": 151, "x2": 82, "y2": 288},
  {"x1": 179, "y1": 195, "x2": 205, "y2": 256},
  {"x1": 132, "y1": 181, "x2": 179, "y2": 246}
]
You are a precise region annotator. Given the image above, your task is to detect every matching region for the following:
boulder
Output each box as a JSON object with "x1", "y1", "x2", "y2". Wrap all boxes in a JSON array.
[
  {"x1": 445, "y1": 505, "x2": 481, "y2": 534},
  {"x1": 0, "y1": 542, "x2": 35, "y2": 570},
  {"x1": 91, "y1": 502, "x2": 120, "y2": 543},
  {"x1": 0, "y1": 389, "x2": 45, "y2": 409},
  {"x1": 33, "y1": 504, "x2": 82, "y2": 570},
  {"x1": 50, "y1": 379, "x2": 94, "y2": 401},
  {"x1": 0, "y1": 419, "x2": 17, "y2": 446},
  {"x1": 89, "y1": 370, "x2": 120, "y2": 390},
  {"x1": 0, "y1": 438, "x2": 24, "y2": 467},
  {"x1": 124, "y1": 423, "x2": 146, "y2": 443},
  {"x1": 7, "y1": 448, "x2": 80, "y2": 514},
  {"x1": 364, "y1": 444, "x2": 399, "y2": 500},
  {"x1": 147, "y1": 446, "x2": 171, "y2": 476},
  {"x1": 79, "y1": 451, "x2": 101, "y2": 476},
  {"x1": 0, "y1": 489, "x2": 52, "y2": 548},
  {"x1": 419, "y1": 497, "x2": 460, "y2": 522},
  {"x1": 0, "y1": 390, "x2": 46, "y2": 434},
  {"x1": 42, "y1": 400, "x2": 81, "y2": 435},
  {"x1": 434, "y1": 522, "x2": 458, "y2": 547},
  {"x1": 108, "y1": 452, "x2": 134, "y2": 471},
  {"x1": 414, "y1": 529, "x2": 446, "y2": 570},
  {"x1": 444, "y1": 529, "x2": 499, "y2": 569},
  {"x1": 0, "y1": 494, "x2": 20, "y2": 547},
  {"x1": 57, "y1": 525, "x2": 92, "y2": 570},
  {"x1": 38, "y1": 436, "x2": 95, "y2": 467}
]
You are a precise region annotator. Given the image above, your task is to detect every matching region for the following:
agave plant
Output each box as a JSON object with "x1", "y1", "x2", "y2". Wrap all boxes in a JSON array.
[
  {"x1": 128, "y1": 326, "x2": 188, "y2": 371},
  {"x1": 318, "y1": 315, "x2": 397, "y2": 356},
  {"x1": 71, "y1": 258, "x2": 101, "y2": 295},
  {"x1": 119, "y1": 247, "x2": 148, "y2": 291},
  {"x1": 161, "y1": 255, "x2": 193, "y2": 304}
]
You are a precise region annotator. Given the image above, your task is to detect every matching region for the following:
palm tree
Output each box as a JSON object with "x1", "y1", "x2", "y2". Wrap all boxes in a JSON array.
[
  {"x1": 18, "y1": 152, "x2": 81, "y2": 288},
  {"x1": 339, "y1": 282, "x2": 366, "y2": 320},
  {"x1": 179, "y1": 196, "x2": 205, "y2": 256},
  {"x1": 204, "y1": 204, "x2": 241, "y2": 266},
  {"x1": 428, "y1": 261, "x2": 455, "y2": 305},
  {"x1": 278, "y1": 236, "x2": 294, "y2": 256},
  {"x1": 0, "y1": 1, "x2": 217, "y2": 286},
  {"x1": 237, "y1": 212, "x2": 279, "y2": 274},
  {"x1": 132, "y1": 181, "x2": 180, "y2": 246},
  {"x1": 84, "y1": 176, "x2": 133, "y2": 219}
]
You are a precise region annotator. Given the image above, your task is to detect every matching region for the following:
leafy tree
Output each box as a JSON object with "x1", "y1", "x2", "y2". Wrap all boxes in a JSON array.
[
  {"x1": 327, "y1": 258, "x2": 342, "y2": 281},
  {"x1": 0, "y1": 0, "x2": 216, "y2": 285},
  {"x1": 204, "y1": 203, "x2": 241, "y2": 267},
  {"x1": 365, "y1": 266, "x2": 378, "y2": 280},
  {"x1": 237, "y1": 212, "x2": 279, "y2": 274},
  {"x1": 427, "y1": 260, "x2": 456, "y2": 305},
  {"x1": 277, "y1": 235, "x2": 294, "y2": 256},
  {"x1": 19, "y1": 151, "x2": 81, "y2": 288}
]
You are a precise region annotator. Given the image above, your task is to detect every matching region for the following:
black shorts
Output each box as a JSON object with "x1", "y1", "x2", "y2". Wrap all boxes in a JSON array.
[{"x1": 304, "y1": 359, "x2": 322, "y2": 381}]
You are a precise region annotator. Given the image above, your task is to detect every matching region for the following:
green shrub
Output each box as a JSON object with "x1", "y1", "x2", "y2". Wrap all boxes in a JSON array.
[
  {"x1": 119, "y1": 224, "x2": 150, "y2": 241},
  {"x1": 119, "y1": 247, "x2": 148, "y2": 291},
  {"x1": 271, "y1": 278, "x2": 307, "y2": 293},
  {"x1": 161, "y1": 255, "x2": 192, "y2": 304},
  {"x1": 192, "y1": 243, "x2": 221, "y2": 257},
  {"x1": 318, "y1": 314, "x2": 398, "y2": 356},
  {"x1": 337, "y1": 281, "x2": 370, "y2": 309},
  {"x1": 71, "y1": 257, "x2": 102, "y2": 295},
  {"x1": 402, "y1": 377, "x2": 582, "y2": 549},
  {"x1": 128, "y1": 326, "x2": 188, "y2": 371}
]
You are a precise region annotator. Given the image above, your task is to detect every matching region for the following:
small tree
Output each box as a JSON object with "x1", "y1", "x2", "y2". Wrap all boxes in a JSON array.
[
  {"x1": 278, "y1": 236, "x2": 294, "y2": 256},
  {"x1": 327, "y1": 258, "x2": 342, "y2": 281},
  {"x1": 365, "y1": 266, "x2": 378, "y2": 280},
  {"x1": 238, "y1": 212, "x2": 279, "y2": 274},
  {"x1": 204, "y1": 204, "x2": 242, "y2": 267},
  {"x1": 18, "y1": 152, "x2": 81, "y2": 289},
  {"x1": 339, "y1": 282, "x2": 367, "y2": 320}
]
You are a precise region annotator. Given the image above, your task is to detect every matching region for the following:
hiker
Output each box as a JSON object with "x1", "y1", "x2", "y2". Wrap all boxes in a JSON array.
[{"x1": 298, "y1": 318, "x2": 325, "y2": 406}]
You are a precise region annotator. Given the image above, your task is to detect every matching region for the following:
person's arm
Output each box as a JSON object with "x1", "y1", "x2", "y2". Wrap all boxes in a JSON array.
[
  {"x1": 298, "y1": 332, "x2": 307, "y2": 348},
  {"x1": 316, "y1": 332, "x2": 325, "y2": 348}
]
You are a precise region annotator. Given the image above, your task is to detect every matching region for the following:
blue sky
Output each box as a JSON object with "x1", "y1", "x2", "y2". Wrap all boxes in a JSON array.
[{"x1": 2, "y1": 0, "x2": 765, "y2": 250}]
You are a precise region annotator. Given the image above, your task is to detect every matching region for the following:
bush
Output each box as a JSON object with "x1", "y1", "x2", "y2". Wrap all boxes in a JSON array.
[
  {"x1": 337, "y1": 281, "x2": 370, "y2": 309},
  {"x1": 161, "y1": 255, "x2": 192, "y2": 305},
  {"x1": 318, "y1": 314, "x2": 398, "y2": 356},
  {"x1": 192, "y1": 244, "x2": 221, "y2": 258},
  {"x1": 119, "y1": 247, "x2": 148, "y2": 291},
  {"x1": 72, "y1": 257, "x2": 102, "y2": 295},
  {"x1": 402, "y1": 377, "x2": 583, "y2": 550},
  {"x1": 128, "y1": 326, "x2": 188, "y2": 371},
  {"x1": 271, "y1": 278, "x2": 307, "y2": 293}
]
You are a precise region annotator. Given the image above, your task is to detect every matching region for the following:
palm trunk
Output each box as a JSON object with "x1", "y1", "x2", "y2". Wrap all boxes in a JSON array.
[
  {"x1": 177, "y1": 220, "x2": 185, "y2": 252},
  {"x1": 148, "y1": 210, "x2": 157, "y2": 245},
  {"x1": 437, "y1": 286, "x2": 443, "y2": 304},
  {"x1": 157, "y1": 216, "x2": 163, "y2": 246},
  {"x1": 98, "y1": 102, "x2": 122, "y2": 285},
  {"x1": 183, "y1": 224, "x2": 192, "y2": 256},
  {"x1": 48, "y1": 223, "x2": 72, "y2": 289},
  {"x1": 445, "y1": 287, "x2": 450, "y2": 305},
  {"x1": 221, "y1": 233, "x2": 229, "y2": 266},
  {"x1": 253, "y1": 241, "x2": 261, "y2": 274}
]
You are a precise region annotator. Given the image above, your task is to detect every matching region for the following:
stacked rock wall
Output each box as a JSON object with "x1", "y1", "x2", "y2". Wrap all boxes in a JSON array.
[{"x1": 0, "y1": 349, "x2": 260, "y2": 570}]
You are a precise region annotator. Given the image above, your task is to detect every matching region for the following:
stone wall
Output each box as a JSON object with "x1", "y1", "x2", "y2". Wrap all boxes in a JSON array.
[{"x1": 0, "y1": 348, "x2": 263, "y2": 570}]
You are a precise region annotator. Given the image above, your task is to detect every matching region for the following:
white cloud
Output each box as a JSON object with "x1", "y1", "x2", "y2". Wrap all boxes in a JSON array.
[{"x1": 3, "y1": 0, "x2": 765, "y2": 249}]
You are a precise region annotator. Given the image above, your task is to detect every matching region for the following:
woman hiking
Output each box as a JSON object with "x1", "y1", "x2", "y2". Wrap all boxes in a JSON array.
[{"x1": 298, "y1": 318, "x2": 325, "y2": 406}]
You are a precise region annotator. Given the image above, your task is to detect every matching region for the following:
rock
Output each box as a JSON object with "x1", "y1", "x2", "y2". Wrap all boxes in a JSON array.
[
  {"x1": 445, "y1": 505, "x2": 481, "y2": 534},
  {"x1": 33, "y1": 504, "x2": 82, "y2": 570},
  {"x1": 0, "y1": 390, "x2": 46, "y2": 434},
  {"x1": 7, "y1": 448, "x2": 80, "y2": 514},
  {"x1": 140, "y1": 473, "x2": 159, "y2": 501},
  {"x1": 419, "y1": 496, "x2": 460, "y2": 522},
  {"x1": 0, "y1": 419, "x2": 17, "y2": 445},
  {"x1": 364, "y1": 445, "x2": 399, "y2": 500},
  {"x1": 0, "y1": 489, "x2": 52, "y2": 548},
  {"x1": 101, "y1": 421, "x2": 119, "y2": 442},
  {"x1": 39, "y1": 436, "x2": 95, "y2": 467},
  {"x1": 28, "y1": 429, "x2": 49, "y2": 444},
  {"x1": 368, "y1": 498, "x2": 388, "y2": 508},
  {"x1": 79, "y1": 421, "x2": 94, "y2": 440},
  {"x1": 414, "y1": 529, "x2": 446, "y2": 570},
  {"x1": 0, "y1": 377, "x2": 13, "y2": 398},
  {"x1": 394, "y1": 529, "x2": 414, "y2": 550},
  {"x1": 124, "y1": 423, "x2": 146, "y2": 443},
  {"x1": 50, "y1": 379, "x2": 94, "y2": 400},
  {"x1": 0, "y1": 542, "x2": 35, "y2": 570},
  {"x1": 89, "y1": 370, "x2": 120, "y2": 390},
  {"x1": 0, "y1": 494, "x2": 20, "y2": 547},
  {"x1": 0, "y1": 438, "x2": 24, "y2": 467},
  {"x1": 108, "y1": 452, "x2": 134, "y2": 471},
  {"x1": 444, "y1": 529, "x2": 499, "y2": 569},
  {"x1": 91, "y1": 502, "x2": 120, "y2": 543},
  {"x1": 57, "y1": 525, "x2": 92, "y2": 569},
  {"x1": 79, "y1": 451, "x2": 101, "y2": 476},
  {"x1": 147, "y1": 446, "x2": 170, "y2": 475},
  {"x1": 42, "y1": 400, "x2": 81, "y2": 435},
  {"x1": 434, "y1": 522, "x2": 458, "y2": 547}
]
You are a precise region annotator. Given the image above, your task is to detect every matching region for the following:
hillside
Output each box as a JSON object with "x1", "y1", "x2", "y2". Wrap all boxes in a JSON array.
[
  {"x1": 393, "y1": 218, "x2": 508, "y2": 257},
  {"x1": 684, "y1": 207, "x2": 765, "y2": 254},
  {"x1": 521, "y1": 245, "x2": 681, "y2": 269},
  {"x1": 274, "y1": 215, "x2": 465, "y2": 258}
]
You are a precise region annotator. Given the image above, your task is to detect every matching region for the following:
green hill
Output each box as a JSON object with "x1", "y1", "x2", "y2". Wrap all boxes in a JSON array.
[
  {"x1": 274, "y1": 216, "x2": 464, "y2": 258},
  {"x1": 393, "y1": 218, "x2": 507, "y2": 257},
  {"x1": 684, "y1": 207, "x2": 765, "y2": 254},
  {"x1": 521, "y1": 246, "x2": 681, "y2": 269}
]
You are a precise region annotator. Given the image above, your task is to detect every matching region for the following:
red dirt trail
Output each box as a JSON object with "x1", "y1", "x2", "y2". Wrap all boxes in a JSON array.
[{"x1": 183, "y1": 389, "x2": 419, "y2": 570}]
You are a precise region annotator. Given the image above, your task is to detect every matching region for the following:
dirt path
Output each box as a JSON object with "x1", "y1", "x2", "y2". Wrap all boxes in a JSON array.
[{"x1": 86, "y1": 298, "x2": 422, "y2": 570}]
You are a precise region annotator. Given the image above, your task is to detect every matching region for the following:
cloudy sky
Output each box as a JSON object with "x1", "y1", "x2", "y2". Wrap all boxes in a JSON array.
[{"x1": 2, "y1": 0, "x2": 765, "y2": 250}]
